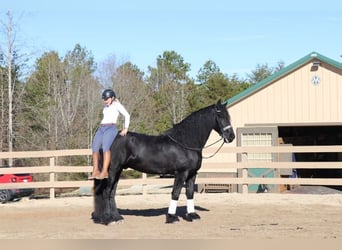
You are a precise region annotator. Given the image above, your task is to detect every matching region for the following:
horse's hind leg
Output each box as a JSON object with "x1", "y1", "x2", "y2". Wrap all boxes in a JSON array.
[
  {"x1": 92, "y1": 179, "x2": 106, "y2": 224},
  {"x1": 107, "y1": 174, "x2": 124, "y2": 224},
  {"x1": 103, "y1": 169, "x2": 124, "y2": 225},
  {"x1": 184, "y1": 174, "x2": 201, "y2": 222},
  {"x1": 91, "y1": 150, "x2": 106, "y2": 224},
  {"x1": 92, "y1": 168, "x2": 123, "y2": 225}
]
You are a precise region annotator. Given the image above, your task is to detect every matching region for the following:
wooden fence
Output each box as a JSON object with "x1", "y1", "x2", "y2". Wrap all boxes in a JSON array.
[{"x1": 1, "y1": 146, "x2": 342, "y2": 198}]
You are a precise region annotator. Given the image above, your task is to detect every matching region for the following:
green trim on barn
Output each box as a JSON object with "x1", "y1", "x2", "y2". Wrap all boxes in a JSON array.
[{"x1": 224, "y1": 52, "x2": 342, "y2": 107}]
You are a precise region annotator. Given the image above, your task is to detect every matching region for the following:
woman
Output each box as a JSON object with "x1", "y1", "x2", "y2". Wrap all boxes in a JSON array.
[{"x1": 89, "y1": 88, "x2": 130, "y2": 180}]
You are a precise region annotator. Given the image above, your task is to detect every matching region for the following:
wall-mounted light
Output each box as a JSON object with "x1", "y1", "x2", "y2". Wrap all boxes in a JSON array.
[
  {"x1": 311, "y1": 61, "x2": 321, "y2": 71},
  {"x1": 312, "y1": 61, "x2": 321, "y2": 67}
]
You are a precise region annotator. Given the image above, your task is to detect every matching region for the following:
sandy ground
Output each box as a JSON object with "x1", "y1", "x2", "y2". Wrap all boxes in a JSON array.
[{"x1": 1, "y1": 188, "x2": 342, "y2": 239}]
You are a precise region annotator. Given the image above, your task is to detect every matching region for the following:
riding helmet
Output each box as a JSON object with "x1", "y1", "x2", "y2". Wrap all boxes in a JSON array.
[{"x1": 102, "y1": 89, "x2": 116, "y2": 100}]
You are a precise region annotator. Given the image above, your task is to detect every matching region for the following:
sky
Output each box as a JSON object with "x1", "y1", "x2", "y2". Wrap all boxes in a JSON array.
[{"x1": 2, "y1": 0, "x2": 342, "y2": 79}]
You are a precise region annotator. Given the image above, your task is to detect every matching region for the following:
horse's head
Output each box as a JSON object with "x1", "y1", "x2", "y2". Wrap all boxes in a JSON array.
[{"x1": 214, "y1": 100, "x2": 235, "y2": 143}]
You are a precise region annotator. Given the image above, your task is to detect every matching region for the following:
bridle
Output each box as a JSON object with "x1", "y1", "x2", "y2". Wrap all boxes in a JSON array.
[
  {"x1": 215, "y1": 108, "x2": 232, "y2": 140},
  {"x1": 167, "y1": 108, "x2": 232, "y2": 159},
  {"x1": 222, "y1": 125, "x2": 232, "y2": 131}
]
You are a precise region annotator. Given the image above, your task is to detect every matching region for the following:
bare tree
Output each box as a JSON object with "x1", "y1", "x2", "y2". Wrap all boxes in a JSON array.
[
  {"x1": 96, "y1": 54, "x2": 120, "y2": 88},
  {"x1": 83, "y1": 76, "x2": 102, "y2": 149},
  {"x1": 0, "y1": 12, "x2": 33, "y2": 167},
  {"x1": 55, "y1": 44, "x2": 97, "y2": 149},
  {"x1": 97, "y1": 55, "x2": 156, "y2": 133},
  {"x1": 113, "y1": 62, "x2": 156, "y2": 133},
  {"x1": 0, "y1": 12, "x2": 17, "y2": 166},
  {"x1": 0, "y1": 61, "x2": 4, "y2": 167}
]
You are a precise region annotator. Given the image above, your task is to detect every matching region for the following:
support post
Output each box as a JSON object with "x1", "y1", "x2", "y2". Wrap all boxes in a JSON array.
[
  {"x1": 49, "y1": 157, "x2": 55, "y2": 199},
  {"x1": 242, "y1": 152, "x2": 248, "y2": 194},
  {"x1": 142, "y1": 173, "x2": 147, "y2": 195}
]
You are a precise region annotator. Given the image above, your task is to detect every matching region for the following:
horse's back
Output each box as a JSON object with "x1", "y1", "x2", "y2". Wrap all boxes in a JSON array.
[{"x1": 111, "y1": 132, "x2": 201, "y2": 175}]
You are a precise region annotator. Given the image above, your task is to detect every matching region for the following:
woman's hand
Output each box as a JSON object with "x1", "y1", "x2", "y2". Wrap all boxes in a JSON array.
[{"x1": 120, "y1": 128, "x2": 128, "y2": 136}]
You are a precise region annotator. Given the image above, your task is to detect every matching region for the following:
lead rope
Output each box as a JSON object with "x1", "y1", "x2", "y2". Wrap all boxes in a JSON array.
[
  {"x1": 166, "y1": 135, "x2": 225, "y2": 159},
  {"x1": 202, "y1": 140, "x2": 225, "y2": 159}
]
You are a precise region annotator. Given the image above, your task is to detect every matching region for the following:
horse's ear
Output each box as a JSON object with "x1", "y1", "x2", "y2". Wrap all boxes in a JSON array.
[{"x1": 216, "y1": 99, "x2": 222, "y2": 106}]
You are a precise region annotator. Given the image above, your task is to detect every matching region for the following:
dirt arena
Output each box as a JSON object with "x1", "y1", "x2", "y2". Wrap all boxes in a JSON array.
[{"x1": 1, "y1": 189, "x2": 342, "y2": 239}]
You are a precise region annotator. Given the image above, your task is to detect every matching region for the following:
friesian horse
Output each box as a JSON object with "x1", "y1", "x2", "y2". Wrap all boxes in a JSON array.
[{"x1": 91, "y1": 100, "x2": 235, "y2": 225}]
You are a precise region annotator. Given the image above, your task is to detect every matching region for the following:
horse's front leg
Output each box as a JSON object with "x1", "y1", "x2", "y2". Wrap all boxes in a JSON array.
[
  {"x1": 184, "y1": 173, "x2": 201, "y2": 222},
  {"x1": 166, "y1": 172, "x2": 188, "y2": 224}
]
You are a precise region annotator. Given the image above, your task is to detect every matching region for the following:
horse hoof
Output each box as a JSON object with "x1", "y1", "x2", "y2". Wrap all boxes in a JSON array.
[
  {"x1": 165, "y1": 214, "x2": 179, "y2": 224},
  {"x1": 108, "y1": 219, "x2": 124, "y2": 226},
  {"x1": 184, "y1": 212, "x2": 201, "y2": 222}
]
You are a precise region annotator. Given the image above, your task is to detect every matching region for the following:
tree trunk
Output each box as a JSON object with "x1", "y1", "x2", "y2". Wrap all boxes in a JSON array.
[{"x1": 6, "y1": 12, "x2": 14, "y2": 167}]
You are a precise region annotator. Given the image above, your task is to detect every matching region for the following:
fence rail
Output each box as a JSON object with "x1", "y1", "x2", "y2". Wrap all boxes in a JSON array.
[{"x1": 1, "y1": 146, "x2": 342, "y2": 198}]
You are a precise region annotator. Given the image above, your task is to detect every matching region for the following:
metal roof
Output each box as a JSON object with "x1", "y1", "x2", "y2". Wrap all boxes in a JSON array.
[{"x1": 225, "y1": 51, "x2": 342, "y2": 107}]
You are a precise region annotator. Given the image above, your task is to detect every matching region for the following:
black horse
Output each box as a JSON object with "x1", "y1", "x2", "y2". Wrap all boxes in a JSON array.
[{"x1": 91, "y1": 100, "x2": 235, "y2": 225}]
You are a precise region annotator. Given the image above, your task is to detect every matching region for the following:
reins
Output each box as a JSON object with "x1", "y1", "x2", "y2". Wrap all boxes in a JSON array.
[
  {"x1": 166, "y1": 134, "x2": 225, "y2": 159},
  {"x1": 202, "y1": 140, "x2": 225, "y2": 159}
]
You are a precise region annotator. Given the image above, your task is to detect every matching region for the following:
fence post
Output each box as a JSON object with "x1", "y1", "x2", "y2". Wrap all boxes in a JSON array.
[
  {"x1": 49, "y1": 157, "x2": 55, "y2": 199},
  {"x1": 242, "y1": 153, "x2": 248, "y2": 194},
  {"x1": 142, "y1": 173, "x2": 147, "y2": 195}
]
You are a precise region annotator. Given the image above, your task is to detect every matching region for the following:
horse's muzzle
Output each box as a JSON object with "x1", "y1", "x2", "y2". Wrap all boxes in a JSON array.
[{"x1": 223, "y1": 129, "x2": 235, "y2": 143}]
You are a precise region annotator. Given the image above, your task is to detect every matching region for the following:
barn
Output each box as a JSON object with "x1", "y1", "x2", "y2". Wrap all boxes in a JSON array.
[{"x1": 203, "y1": 51, "x2": 342, "y2": 193}]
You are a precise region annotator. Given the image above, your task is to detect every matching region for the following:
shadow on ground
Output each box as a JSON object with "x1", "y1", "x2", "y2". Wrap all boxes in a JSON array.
[{"x1": 118, "y1": 205, "x2": 209, "y2": 218}]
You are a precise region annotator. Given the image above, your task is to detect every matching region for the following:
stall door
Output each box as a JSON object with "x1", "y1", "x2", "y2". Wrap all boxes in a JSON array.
[{"x1": 237, "y1": 127, "x2": 278, "y2": 193}]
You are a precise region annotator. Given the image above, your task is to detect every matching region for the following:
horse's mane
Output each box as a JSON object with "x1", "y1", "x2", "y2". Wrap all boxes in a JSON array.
[{"x1": 163, "y1": 104, "x2": 216, "y2": 147}]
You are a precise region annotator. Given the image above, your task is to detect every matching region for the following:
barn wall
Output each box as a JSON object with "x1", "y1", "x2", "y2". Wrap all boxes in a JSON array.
[
  {"x1": 229, "y1": 62, "x2": 342, "y2": 128},
  {"x1": 203, "y1": 60, "x2": 342, "y2": 166}
]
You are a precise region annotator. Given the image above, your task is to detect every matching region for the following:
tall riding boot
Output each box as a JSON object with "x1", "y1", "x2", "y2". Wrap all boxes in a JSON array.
[
  {"x1": 88, "y1": 152, "x2": 101, "y2": 179},
  {"x1": 98, "y1": 150, "x2": 110, "y2": 179}
]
